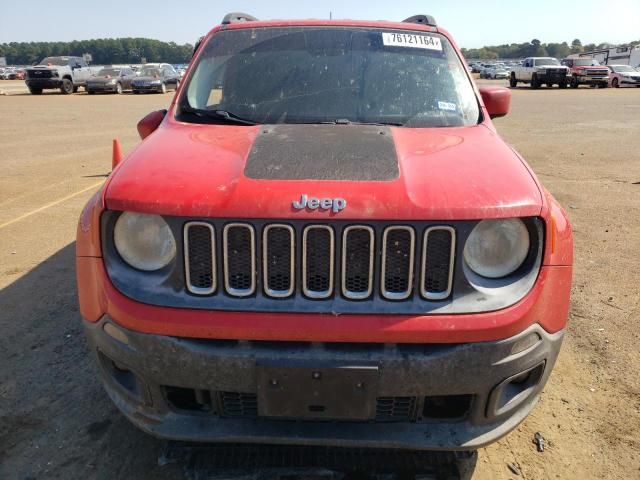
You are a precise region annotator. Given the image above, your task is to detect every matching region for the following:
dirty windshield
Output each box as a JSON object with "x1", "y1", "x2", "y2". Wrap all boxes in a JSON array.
[{"x1": 180, "y1": 27, "x2": 480, "y2": 127}]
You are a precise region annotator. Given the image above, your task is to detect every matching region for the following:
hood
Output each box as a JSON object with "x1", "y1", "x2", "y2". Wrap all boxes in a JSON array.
[
  {"x1": 105, "y1": 122, "x2": 543, "y2": 220},
  {"x1": 574, "y1": 65, "x2": 608, "y2": 70},
  {"x1": 133, "y1": 75, "x2": 160, "y2": 82},
  {"x1": 88, "y1": 76, "x2": 114, "y2": 83},
  {"x1": 27, "y1": 65, "x2": 58, "y2": 71}
]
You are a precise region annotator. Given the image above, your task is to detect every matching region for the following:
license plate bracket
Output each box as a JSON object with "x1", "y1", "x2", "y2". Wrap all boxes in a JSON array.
[{"x1": 257, "y1": 362, "x2": 379, "y2": 420}]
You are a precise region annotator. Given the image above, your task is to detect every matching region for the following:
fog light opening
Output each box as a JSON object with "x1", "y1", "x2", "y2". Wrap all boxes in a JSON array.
[
  {"x1": 422, "y1": 395, "x2": 473, "y2": 421},
  {"x1": 164, "y1": 386, "x2": 213, "y2": 413}
]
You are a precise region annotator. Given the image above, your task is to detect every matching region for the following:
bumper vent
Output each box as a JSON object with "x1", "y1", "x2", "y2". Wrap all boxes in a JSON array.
[
  {"x1": 219, "y1": 392, "x2": 258, "y2": 418},
  {"x1": 183, "y1": 221, "x2": 455, "y2": 302},
  {"x1": 376, "y1": 396, "x2": 418, "y2": 422}
]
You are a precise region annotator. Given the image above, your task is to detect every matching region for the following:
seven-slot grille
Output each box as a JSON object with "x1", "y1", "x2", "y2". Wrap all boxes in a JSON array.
[{"x1": 184, "y1": 222, "x2": 455, "y2": 301}]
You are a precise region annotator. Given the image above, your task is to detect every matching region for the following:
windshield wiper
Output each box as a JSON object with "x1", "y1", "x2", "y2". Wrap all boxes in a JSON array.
[
  {"x1": 330, "y1": 119, "x2": 404, "y2": 126},
  {"x1": 179, "y1": 106, "x2": 258, "y2": 125}
]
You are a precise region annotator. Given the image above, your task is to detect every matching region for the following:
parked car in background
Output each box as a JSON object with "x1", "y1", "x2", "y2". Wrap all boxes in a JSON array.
[
  {"x1": 606, "y1": 64, "x2": 640, "y2": 88},
  {"x1": 490, "y1": 66, "x2": 509, "y2": 79},
  {"x1": 510, "y1": 57, "x2": 570, "y2": 88},
  {"x1": 25, "y1": 56, "x2": 99, "y2": 94},
  {"x1": 86, "y1": 67, "x2": 136, "y2": 94},
  {"x1": 131, "y1": 63, "x2": 179, "y2": 94},
  {"x1": 561, "y1": 58, "x2": 609, "y2": 88}
]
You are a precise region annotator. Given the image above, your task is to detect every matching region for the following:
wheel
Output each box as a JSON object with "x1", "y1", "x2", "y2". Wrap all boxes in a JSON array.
[
  {"x1": 60, "y1": 78, "x2": 73, "y2": 94},
  {"x1": 612, "y1": 78, "x2": 619, "y2": 88},
  {"x1": 509, "y1": 73, "x2": 517, "y2": 88},
  {"x1": 29, "y1": 87, "x2": 43, "y2": 95},
  {"x1": 115, "y1": 82, "x2": 123, "y2": 94},
  {"x1": 73, "y1": 85, "x2": 79, "y2": 93},
  {"x1": 570, "y1": 76, "x2": 579, "y2": 88},
  {"x1": 600, "y1": 82, "x2": 608, "y2": 89},
  {"x1": 87, "y1": 90, "x2": 95, "y2": 95},
  {"x1": 559, "y1": 81, "x2": 567, "y2": 89},
  {"x1": 160, "y1": 82, "x2": 167, "y2": 94},
  {"x1": 531, "y1": 74, "x2": 540, "y2": 89}
]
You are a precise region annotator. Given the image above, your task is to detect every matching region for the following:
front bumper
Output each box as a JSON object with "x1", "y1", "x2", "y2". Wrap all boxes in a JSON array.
[
  {"x1": 26, "y1": 78, "x2": 61, "y2": 89},
  {"x1": 85, "y1": 316, "x2": 564, "y2": 450},
  {"x1": 87, "y1": 83, "x2": 118, "y2": 92},
  {"x1": 578, "y1": 76, "x2": 609, "y2": 84},
  {"x1": 536, "y1": 72, "x2": 570, "y2": 83},
  {"x1": 132, "y1": 84, "x2": 162, "y2": 92}
]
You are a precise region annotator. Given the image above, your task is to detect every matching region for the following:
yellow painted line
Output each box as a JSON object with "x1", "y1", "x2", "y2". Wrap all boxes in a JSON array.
[{"x1": 0, "y1": 181, "x2": 104, "y2": 229}]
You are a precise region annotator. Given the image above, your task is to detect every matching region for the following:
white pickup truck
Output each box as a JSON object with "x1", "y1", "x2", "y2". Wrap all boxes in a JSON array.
[
  {"x1": 24, "y1": 56, "x2": 101, "y2": 95},
  {"x1": 510, "y1": 57, "x2": 571, "y2": 89}
]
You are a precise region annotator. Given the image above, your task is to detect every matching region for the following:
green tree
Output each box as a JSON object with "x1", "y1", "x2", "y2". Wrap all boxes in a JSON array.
[{"x1": 571, "y1": 38, "x2": 583, "y2": 53}]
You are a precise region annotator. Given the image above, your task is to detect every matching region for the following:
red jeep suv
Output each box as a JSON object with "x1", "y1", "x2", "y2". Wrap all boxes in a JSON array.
[{"x1": 76, "y1": 13, "x2": 573, "y2": 451}]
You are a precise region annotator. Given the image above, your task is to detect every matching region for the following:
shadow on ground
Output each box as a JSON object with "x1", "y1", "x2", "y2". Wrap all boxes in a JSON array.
[
  {"x1": 0, "y1": 243, "x2": 180, "y2": 480},
  {"x1": 0, "y1": 244, "x2": 476, "y2": 479}
]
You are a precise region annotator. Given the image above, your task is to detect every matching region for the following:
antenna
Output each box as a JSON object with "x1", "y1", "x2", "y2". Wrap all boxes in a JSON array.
[{"x1": 329, "y1": 11, "x2": 333, "y2": 19}]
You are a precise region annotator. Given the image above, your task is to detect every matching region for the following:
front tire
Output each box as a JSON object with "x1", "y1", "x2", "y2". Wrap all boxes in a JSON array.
[
  {"x1": 509, "y1": 73, "x2": 517, "y2": 88},
  {"x1": 160, "y1": 82, "x2": 167, "y2": 94},
  {"x1": 612, "y1": 78, "x2": 619, "y2": 88},
  {"x1": 29, "y1": 87, "x2": 43, "y2": 95},
  {"x1": 115, "y1": 82, "x2": 123, "y2": 94},
  {"x1": 87, "y1": 90, "x2": 95, "y2": 95},
  {"x1": 559, "y1": 80, "x2": 567, "y2": 89},
  {"x1": 531, "y1": 74, "x2": 540, "y2": 89},
  {"x1": 570, "y1": 76, "x2": 579, "y2": 89},
  {"x1": 599, "y1": 82, "x2": 608, "y2": 89},
  {"x1": 61, "y1": 78, "x2": 73, "y2": 94}
]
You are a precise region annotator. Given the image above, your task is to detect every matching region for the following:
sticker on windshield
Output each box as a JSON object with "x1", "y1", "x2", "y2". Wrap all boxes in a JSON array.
[
  {"x1": 438, "y1": 101, "x2": 457, "y2": 112},
  {"x1": 382, "y1": 32, "x2": 442, "y2": 51}
]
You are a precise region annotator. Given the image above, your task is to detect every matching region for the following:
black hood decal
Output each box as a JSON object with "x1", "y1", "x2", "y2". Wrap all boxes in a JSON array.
[{"x1": 244, "y1": 124, "x2": 399, "y2": 181}]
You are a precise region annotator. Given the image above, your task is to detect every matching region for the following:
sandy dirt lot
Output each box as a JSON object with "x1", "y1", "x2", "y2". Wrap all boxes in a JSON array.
[{"x1": 0, "y1": 79, "x2": 639, "y2": 479}]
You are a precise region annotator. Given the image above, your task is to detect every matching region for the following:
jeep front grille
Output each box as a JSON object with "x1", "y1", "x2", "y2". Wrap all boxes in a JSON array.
[
  {"x1": 184, "y1": 221, "x2": 456, "y2": 302},
  {"x1": 223, "y1": 224, "x2": 256, "y2": 297},
  {"x1": 184, "y1": 222, "x2": 216, "y2": 294}
]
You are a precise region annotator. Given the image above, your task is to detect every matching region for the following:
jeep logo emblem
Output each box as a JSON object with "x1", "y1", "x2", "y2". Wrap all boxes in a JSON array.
[{"x1": 292, "y1": 194, "x2": 347, "y2": 213}]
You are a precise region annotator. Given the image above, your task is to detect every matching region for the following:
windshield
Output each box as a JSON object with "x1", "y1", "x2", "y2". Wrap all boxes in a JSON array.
[
  {"x1": 180, "y1": 27, "x2": 479, "y2": 127},
  {"x1": 612, "y1": 65, "x2": 636, "y2": 72},
  {"x1": 97, "y1": 68, "x2": 120, "y2": 76},
  {"x1": 140, "y1": 66, "x2": 161, "y2": 76},
  {"x1": 39, "y1": 57, "x2": 70, "y2": 66},
  {"x1": 534, "y1": 58, "x2": 560, "y2": 66},
  {"x1": 574, "y1": 59, "x2": 600, "y2": 66}
]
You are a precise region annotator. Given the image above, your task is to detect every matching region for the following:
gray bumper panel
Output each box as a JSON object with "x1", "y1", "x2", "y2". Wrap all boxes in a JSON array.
[{"x1": 84, "y1": 317, "x2": 564, "y2": 450}]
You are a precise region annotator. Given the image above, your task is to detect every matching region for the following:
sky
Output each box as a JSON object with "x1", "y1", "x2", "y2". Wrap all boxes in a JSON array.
[{"x1": 1, "y1": 0, "x2": 639, "y2": 48}]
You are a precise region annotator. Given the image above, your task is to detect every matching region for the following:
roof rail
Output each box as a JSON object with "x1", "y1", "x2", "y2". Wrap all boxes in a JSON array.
[
  {"x1": 402, "y1": 15, "x2": 437, "y2": 27},
  {"x1": 222, "y1": 12, "x2": 259, "y2": 24}
]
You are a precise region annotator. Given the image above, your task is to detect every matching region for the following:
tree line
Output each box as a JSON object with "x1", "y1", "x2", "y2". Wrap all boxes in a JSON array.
[
  {"x1": 0, "y1": 38, "x2": 194, "y2": 65},
  {"x1": 462, "y1": 38, "x2": 640, "y2": 59}
]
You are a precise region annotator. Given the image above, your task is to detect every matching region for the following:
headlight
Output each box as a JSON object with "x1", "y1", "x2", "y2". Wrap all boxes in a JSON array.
[
  {"x1": 464, "y1": 219, "x2": 530, "y2": 278},
  {"x1": 114, "y1": 212, "x2": 176, "y2": 271},
  {"x1": 108, "y1": 78, "x2": 117, "y2": 84}
]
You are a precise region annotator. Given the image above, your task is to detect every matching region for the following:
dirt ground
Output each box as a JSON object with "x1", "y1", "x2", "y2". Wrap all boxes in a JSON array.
[{"x1": 0, "y1": 79, "x2": 639, "y2": 479}]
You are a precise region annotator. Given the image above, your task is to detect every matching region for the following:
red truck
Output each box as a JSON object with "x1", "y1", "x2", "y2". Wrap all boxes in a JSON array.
[
  {"x1": 77, "y1": 12, "x2": 573, "y2": 454},
  {"x1": 561, "y1": 57, "x2": 610, "y2": 88}
]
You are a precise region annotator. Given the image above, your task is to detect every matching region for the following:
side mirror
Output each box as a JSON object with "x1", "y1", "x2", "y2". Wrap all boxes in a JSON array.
[
  {"x1": 479, "y1": 86, "x2": 511, "y2": 119},
  {"x1": 137, "y1": 109, "x2": 167, "y2": 140}
]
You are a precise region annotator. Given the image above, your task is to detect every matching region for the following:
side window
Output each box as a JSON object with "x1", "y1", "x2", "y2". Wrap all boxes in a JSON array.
[{"x1": 524, "y1": 59, "x2": 531, "y2": 68}]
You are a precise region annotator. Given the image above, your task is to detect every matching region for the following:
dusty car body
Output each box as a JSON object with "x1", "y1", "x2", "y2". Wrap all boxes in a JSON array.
[{"x1": 77, "y1": 12, "x2": 573, "y2": 452}]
